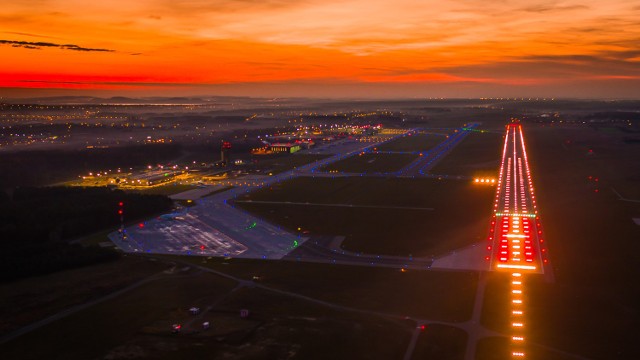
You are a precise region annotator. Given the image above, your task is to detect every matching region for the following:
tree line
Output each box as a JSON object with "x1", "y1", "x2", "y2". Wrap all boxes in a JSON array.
[{"x1": 0, "y1": 186, "x2": 172, "y2": 282}]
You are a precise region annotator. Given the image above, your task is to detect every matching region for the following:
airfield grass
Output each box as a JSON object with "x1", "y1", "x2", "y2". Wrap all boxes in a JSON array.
[
  {"x1": 526, "y1": 125, "x2": 639, "y2": 359},
  {"x1": 479, "y1": 124, "x2": 640, "y2": 359},
  {"x1": 0, "y1": 270, "x2": 238, "y2": 360},
  {"x1": 186, "y1": 257, "x2": 478, "y2": 322},
  {"x1": 475, "y1": 336, "x2": 579, "y2": 360},
  {"x1": 430, "y1": 131, "x2": 503, "y2": 176},
  {"x1": 321, "y1": 153, "x2": 418, "y2": 173},
  {"x1": 73, "y1": 228, "x2": 114, "y2": 246},
  {"x1": 376, "y1": 133, "x2": 446, "y2": 152},
  {"x1": 254, "y1": 153, "x2": 329, "y2": 174},
  {"x1": 411, "y1": 324, "x2": 468, "y2": 360},
  {"x1": 479, "y1": 272, "x2": 511, "y2": 334},
  {"x1": 0, "y1": 256, "x2": 167, "y2": 337},
  {"x1": 235, "y1": 176, "x2": 495, "y2": 257},
  {"x1": 206, "y1": 287, "x2": 413, "y2": 360},
  {"x1": 1, "y1": 259, "x2": 465, "y2": 360},
  {"x1": 0, "y1": 252, "x2": 475, "y2": 360}
]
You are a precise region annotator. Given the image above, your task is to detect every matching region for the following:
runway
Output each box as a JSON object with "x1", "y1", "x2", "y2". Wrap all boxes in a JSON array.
[{"x1": 487, "y1": 122, "x2": 550, "y2": 273}]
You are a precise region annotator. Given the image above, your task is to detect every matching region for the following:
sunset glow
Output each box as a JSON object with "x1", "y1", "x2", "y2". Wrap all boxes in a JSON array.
[{"x1": 1, "y1": 0, "x2": 639, "y2": 98}]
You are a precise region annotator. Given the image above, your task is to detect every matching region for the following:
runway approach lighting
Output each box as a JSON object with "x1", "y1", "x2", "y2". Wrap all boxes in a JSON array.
[
  {"x1": 473, "y1": 177, "x2": 496, "y2": 185},
  {"x1": 485, "y1": 121, "x2": 551, "y2": 358}
]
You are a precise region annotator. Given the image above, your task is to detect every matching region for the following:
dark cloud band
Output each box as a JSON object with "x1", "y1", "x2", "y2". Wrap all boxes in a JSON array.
[{"x1": 0, "y1": 39, "x2": 114, "y2": 52}]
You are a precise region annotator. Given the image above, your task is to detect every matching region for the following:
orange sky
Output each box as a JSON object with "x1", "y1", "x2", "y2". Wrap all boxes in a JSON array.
[{"x1": 1, "y1": 0, "x2": 639, "y2": 98}]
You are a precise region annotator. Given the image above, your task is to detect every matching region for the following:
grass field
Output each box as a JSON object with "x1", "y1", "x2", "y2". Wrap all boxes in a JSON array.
[
  {"x1": 0, "y1": 253, "x2": 476, "y2": 360},
  {"x1": 208, "y1": 287, "x2": 413, "y2": 360},
  {"x1": 0, "y1": 256, "x2": 167, "y2": 337},
  {"x1": 3, "y1": 257, "x2": 472, "y2": 360},
  {"x1": 430, "y1": 131, "x2": 503, "y2": 176},
  {"x1": 411, "y1": 324, "x2": 468, "y2": 360},
  {"x1": 253, "y1": 153, "x2": 330, "y2": 174},
  {"x1": 321, "y1": 153, "x2": 418, "y2": 173},
  {"x1": 479, "y1": 272, "x2": 511, "y2": 334},
  {"x1": 0, "y1": 269, "x2": 238, "y2": 360},
  {"x1": 183, "y1": 257, "x2": 478, "y2": 322},
  {"x1": 376, "y1": 133, "x2": 446, "y2": 152},
  {"x1": 525, "y1": 125, "x2": 640, "y2": 359},
  {"x1": 235, "y1": 176, "x2": 495, "y2": 256},
  {"x1": 73, "y1": 228, "x2": 114, "y2": 246}
]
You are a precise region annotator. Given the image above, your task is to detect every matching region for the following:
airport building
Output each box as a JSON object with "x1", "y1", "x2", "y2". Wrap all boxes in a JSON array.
[
  {"x1": 109, "y1": 170, "x2": 181, "y2": 187},
  {"x1": 269, "y1": 143, "x2": 301, "y2": 153}
]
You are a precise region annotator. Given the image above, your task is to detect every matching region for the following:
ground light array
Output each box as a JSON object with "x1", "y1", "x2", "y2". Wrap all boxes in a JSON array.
[{"x1": 485, "y1": 121, "x2": 550, "y2": 358}]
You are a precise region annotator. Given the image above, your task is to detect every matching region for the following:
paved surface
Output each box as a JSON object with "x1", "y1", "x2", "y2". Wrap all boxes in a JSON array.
[
  {"x1": 110, "y1": 135, "x2": 405, "y2": 259},
  {"x1": 110, "y1": 126, "x2": 483, "y2": 272},
  {"x1": 431, "y1": 242, "x2": 490, "y2": 271},
  {"x1": 168, "y1": 185, "x2": 227, "y2": 200},
  {"x1": 488, "y1": 123, "x2": 551, "y2": 275}
]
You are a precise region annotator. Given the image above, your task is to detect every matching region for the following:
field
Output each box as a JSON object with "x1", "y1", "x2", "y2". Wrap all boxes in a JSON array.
[
  {"x1": 430, "y1": 131, "x2": 503, "y2": 176},
  {"x1": 253, "y1": 153, "x2": 330, "y2": 174},
  {"x1": 411, "y1": 324, "x2": 468, "y2": 360},
  {"x1": 235, "y1": 176, "x2": 495, "y2": 256},
  {"x1": 321, "y1": 153, "x2": 418, "y2": 173},
  {"x1": 186, "y1": 257, "x2": 478, "y2": 322},
  {"x1": 522, "y1": 125, "x2": 639, "y2": 359},
  {"x1": 0, "y1": 268, "x2": 237, "y2": 360},
  {"x1": 0, "y1": 256, "x2": 167, "y2": 337},
  {"x1": 1, "y1": 256, "x2": 475, "y2": 360},
  {"x1": 376, "y1": 133, "x2": 446, "y2": 152}
]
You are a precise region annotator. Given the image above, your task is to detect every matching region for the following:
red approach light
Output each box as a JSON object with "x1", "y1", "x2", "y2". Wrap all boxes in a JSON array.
[
  {"x1": 139, "y1": 223, "x2": 144, "y2": 228},
  {"x1": 118, "y1": 202, "x2": 124, "y2": 207}
]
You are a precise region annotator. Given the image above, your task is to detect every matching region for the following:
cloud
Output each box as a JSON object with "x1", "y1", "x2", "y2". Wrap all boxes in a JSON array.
[
  {"x1": 2, "y1": 31, "x2": 59, "y2": 39},
  {"x1": 428, "y1": 51, "x2": 640, "y2": 83},
  {"x1": 521, "y1": 4, "x2": 589, "y2": 13},
  {"x1": 0, "y1": 39, "x2": 114, "y2": 52}
]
